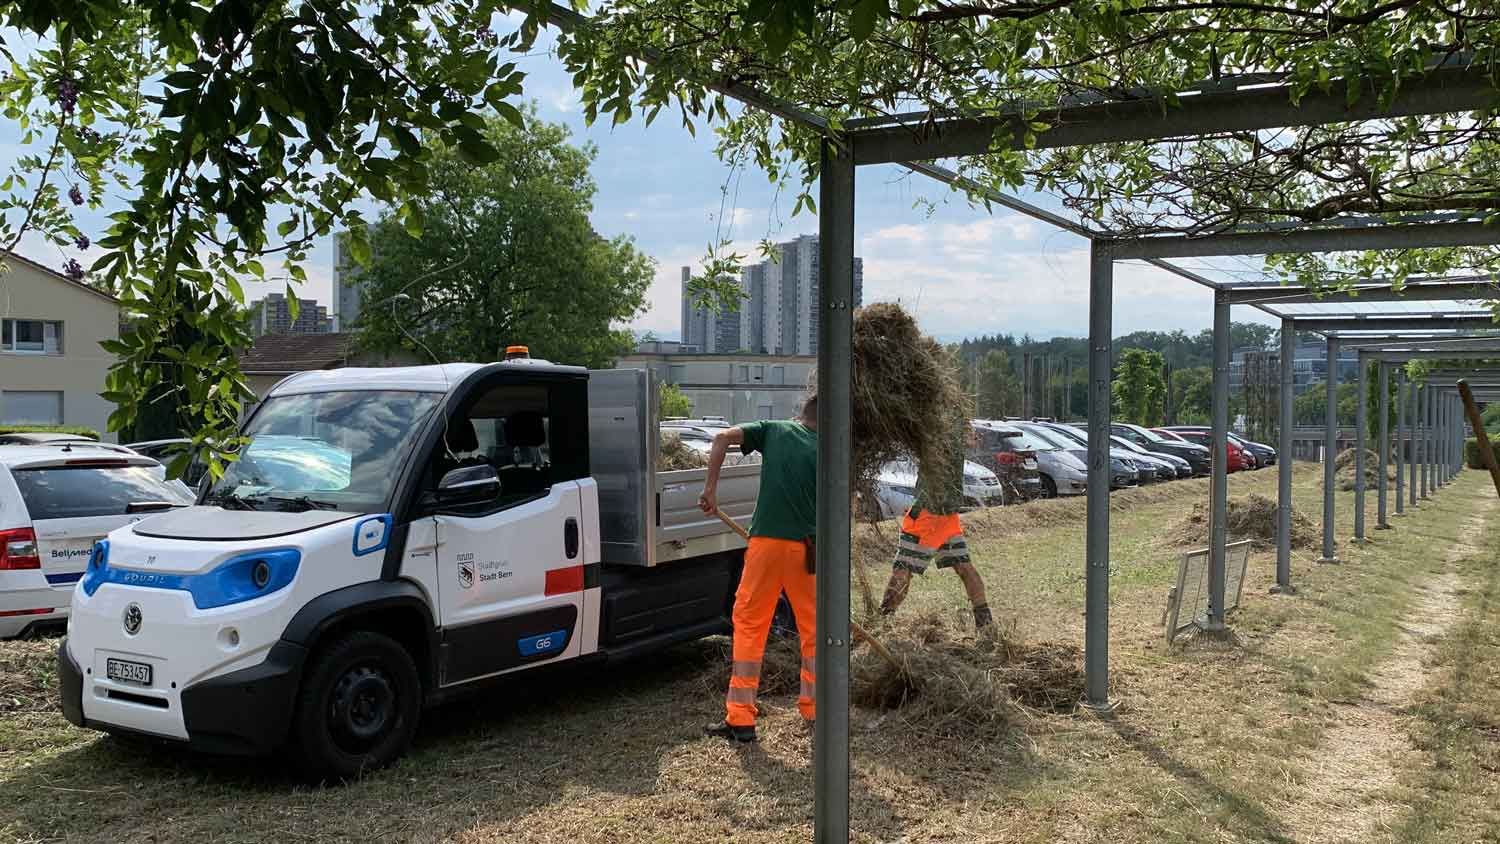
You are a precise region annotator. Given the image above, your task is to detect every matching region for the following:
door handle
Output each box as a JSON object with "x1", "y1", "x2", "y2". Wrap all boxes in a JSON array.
[{"x1": 564, "y1": 518, "x2": 579, "y2": 559}]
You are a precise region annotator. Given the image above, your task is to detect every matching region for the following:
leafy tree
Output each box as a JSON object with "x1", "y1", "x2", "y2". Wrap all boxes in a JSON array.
[
  {"x1": 0, "y1": 0, "x2": 526, "y2": 476},
  {"x1": 1483, "y1": 402, "x2": 1500, "y2": 435},
  {"x1": 971, "y1": 349, "x2": 1021, "y2": 419},
  {"x1": 1294, "y1": 382, "x2": 1361, "y2": 428},
  {"x1": 1111, "y1": 348, "x2": 1165, "y2": 427},
  {"x1": 659, "y1": 382, "x2": 692, "y2": 418},
  {"x1": 351, "y1": 109, "x2": 651, "y2": 369},
  {"x1": 1168, "y1": 366, "x2": 1212, "y2": 425}
]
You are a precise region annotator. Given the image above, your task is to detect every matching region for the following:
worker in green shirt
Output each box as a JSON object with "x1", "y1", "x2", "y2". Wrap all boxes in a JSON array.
[{"x1": 698, "y1": 395, "x2": 819, "y2": 743}]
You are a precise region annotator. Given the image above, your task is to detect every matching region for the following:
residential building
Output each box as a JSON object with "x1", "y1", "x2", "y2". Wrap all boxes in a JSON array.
[
  {"x1": 617, "y1": 346, "x2": 815, "y2": 422},
  {"x1": 249, "y1": 292, "x2": 333, "y2": 336},
  {"x1": 0, "y1": 253, "x2": 120, "y2": 438},
  {"x1": 679, "y1": 233, "x2": 864, "y2": 357},
  {"x1": 331, "y1": 229, "x2": 370, "y2": 331},
  {"x1": 237, "y1": 332, "x2": 421, "y2": 417}
]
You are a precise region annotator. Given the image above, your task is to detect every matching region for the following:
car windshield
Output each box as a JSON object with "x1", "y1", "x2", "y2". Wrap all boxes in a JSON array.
[
  {"x1": 1021, "y1": 425, "x2": 1076, "y2": 450},
  {"x1": 207, "y1": 390, "x2": 440, "y2": 513},
  {"x1": 980, "y1": 427, "x2": 1054, "y2": 452},
  {"x1": 1130, "y1": 425, "x2": 1171, "y2": 444},
  {"x1": 1112, "y1": 436, "x2": 1150, "y2": 454},
  {"x1": 1045, "y1": 425, "x2": 1088, "y2": 447},
  {"x1": 12, "y1": 464, "x2": 195, "y2": 520}
]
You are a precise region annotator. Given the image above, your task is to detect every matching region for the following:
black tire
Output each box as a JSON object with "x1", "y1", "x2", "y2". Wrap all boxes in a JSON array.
[
  {"x1": 1040, "y1": 474, "x2": 1058, "y2": 499},
  {"x1": 291, "y1": 631, "x2": 421, "y2": 782}
]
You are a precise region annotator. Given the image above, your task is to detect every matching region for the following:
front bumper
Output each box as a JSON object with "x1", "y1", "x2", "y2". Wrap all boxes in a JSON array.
[{"x1": 59, "y1": 635, "x2": 306, "y2": 756}]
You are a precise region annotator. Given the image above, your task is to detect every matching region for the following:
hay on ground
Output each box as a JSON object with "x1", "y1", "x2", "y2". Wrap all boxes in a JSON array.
[
  {"x1": 850, "y1": 612, "x2": 1084, "y2": 739},
  {"x1": 0, "y1": 637, "x2": 59, "y2": 713},
  {"x1": 1168, "y1": 493, "x2": 1317, "y2": 550},
  {"x1": 1331, "y1": 448, "x2": 1395, "y2": 491}
]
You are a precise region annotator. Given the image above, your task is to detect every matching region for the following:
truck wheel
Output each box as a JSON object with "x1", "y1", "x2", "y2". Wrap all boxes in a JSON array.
[{"x1": 292, "y1": 631, "x2": 421, "y2": 781}]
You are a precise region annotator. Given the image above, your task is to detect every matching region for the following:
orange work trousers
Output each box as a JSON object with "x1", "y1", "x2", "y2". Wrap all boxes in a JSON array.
[{"x1": 726, "y1": 536, "x2": 817, "y2": 726}]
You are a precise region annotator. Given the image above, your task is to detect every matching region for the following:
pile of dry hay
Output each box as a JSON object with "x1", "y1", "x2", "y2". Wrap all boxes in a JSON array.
[
  {"x1": 1331, "y1": 448, "x2": 1395, "y2": 491},
  {"x1": 0, "y1": 638, "x2": 59, "y2": 714},
  {"x1": 702, "y1": 612, "x2": 1084, "y2": 740},
  {"x1": 658, "y1": 432, "x2": 708, "y2": 471},
  {"x1": 816, "y1": 302, "x2": 970, "y2": 495},
  {"x1": 1168, "y1": 493, "x2": 1317, "y2": 550}
]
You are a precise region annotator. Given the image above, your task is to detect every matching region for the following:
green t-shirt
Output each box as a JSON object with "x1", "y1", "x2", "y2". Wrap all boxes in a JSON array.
[
  {"x1": 740, "y1": 420, "x2": 818, "y2": 540},
  {"x1": 910, "y1": 428, "x2": 966, "y2": 516}
]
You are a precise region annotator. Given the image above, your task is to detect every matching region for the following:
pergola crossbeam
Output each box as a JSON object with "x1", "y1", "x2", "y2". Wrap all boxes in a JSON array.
[
  {"x1": 1221, "y1": 278, "x2": 1500, "y2": 306},
  {"x1": 849, "y1": 64, "x2": 1499, "y2": 165}
]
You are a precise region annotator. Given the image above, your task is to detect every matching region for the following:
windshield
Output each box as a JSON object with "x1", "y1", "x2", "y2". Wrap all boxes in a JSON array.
[
  {"x1": 1044, "y1": 425, "x2": 1088, "y2": 447},
  {"x1": 1130, "y1": 425, "x2": 1171, "y2": 444},
  {"x1": 1021, "y1": 425, "x2": 1076, "y2": 451},
  {"x1": 207, "y1": 390, "x2": 441, "y2": 512},
  {"x1": 13, "y1": 465, "x2": 194, "y2": 520},
  {"x1": 1112, "y1": 436, "x2": 1150, "y2": 455}
]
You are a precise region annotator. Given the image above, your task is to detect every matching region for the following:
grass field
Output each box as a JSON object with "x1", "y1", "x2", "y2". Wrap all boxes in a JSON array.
[{"x1": 2, "y1": 463, "x2": 1494, "y2": 843}]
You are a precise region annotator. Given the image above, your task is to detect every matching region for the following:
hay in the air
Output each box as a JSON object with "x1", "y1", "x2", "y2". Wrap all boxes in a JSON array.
[
  {"x1": 813, "y1": 302, "x2": 970, "y2": 496},
  {"x1": 1168, "y1": 493, "x2": 1317, "y2": 550}
]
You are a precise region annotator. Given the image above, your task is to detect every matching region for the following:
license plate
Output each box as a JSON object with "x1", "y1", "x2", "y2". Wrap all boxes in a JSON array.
[{"x1": 106, "y1": 658, "x2": 152, "y2": 687}]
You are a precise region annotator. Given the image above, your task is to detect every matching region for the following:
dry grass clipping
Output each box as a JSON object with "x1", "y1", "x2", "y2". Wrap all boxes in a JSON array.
[
  {"x1": 1168, "y1": 493, "x2": 1318, "y2": 550},
  {"x1": 1331, "y1": 448, "x2": 1395, "y2": 491},
  {"x1": 851, "y1": 612, "x2": 1083, "y2": 740},
  {"x1": 700, "y1": 612, "x2": 1083, "y2": 740},
  {"x1": 0, "y1": 637, "x2": 59, "y2": 714},
  {"x1": 815, "y1": 302, "x2": 970, "y2": 494},
  {"x1": 657, "y1": 432, "x2": 709, "y2": 471}
]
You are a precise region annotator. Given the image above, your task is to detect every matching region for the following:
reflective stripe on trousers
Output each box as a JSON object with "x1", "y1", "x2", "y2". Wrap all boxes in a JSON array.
[{"x1": 726, "y1": 536, "x2": 818, "y2": 726}]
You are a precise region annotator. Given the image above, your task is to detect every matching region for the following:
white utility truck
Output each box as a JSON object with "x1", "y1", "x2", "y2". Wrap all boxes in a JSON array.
[{"x1": 58, "y1": 354, "x2": 759, "y2": 777}]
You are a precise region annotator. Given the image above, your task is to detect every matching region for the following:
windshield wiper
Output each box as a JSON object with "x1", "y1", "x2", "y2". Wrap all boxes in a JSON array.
[
  {"x1": 212, "y1": 493, "x2": 258, "y2": 511},
  {"x1": 265, "y1": 495, "x2": 340, "y2": 512}
]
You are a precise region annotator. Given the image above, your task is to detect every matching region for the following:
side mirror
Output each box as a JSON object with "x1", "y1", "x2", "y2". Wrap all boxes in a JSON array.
[{"x1": 436, "y1": 464, "x2": 500, "y2": 504}]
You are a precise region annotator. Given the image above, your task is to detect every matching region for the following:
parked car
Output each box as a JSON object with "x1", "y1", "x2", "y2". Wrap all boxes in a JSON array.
[
  {"x1": 869, "y1": 458, "x2": 1005, "y2": 518},
  {"x1": 1161, "y1": 426, "x2": 1276, "y2": 467},
  {"x1": 969, "y1": 422, "x2": 1045, "y2": 502},
  {"x1": 1112, "y1": 435, "x2": 1192, "y2": 481},
  {"x1": 1034, "y1": 421, "x2": 1143, "y2": 490},
  {"x1": 0, "y1": 444, "x2": 194, "y2": 638},
  {"x1": 1159, "y1": 428, "x2": 1253, "y2": 472},
  {"x1": 1108, "y1": 436, "x2": 1170, "y2": 482},
  {"x1": 1012, "y1": 421, "x2": 1088, "y2": 497},
  {"x1": 1109, "y1": 422, "x2": 1211, "y2": 475},
  {"x1": 124, "y1": 438, "x2": 211, "y2": 487}
]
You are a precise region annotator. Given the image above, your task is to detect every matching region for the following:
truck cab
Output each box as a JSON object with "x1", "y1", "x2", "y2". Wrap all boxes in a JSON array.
[{"x1": 58, "y1": 357, "x2": 757, "y2": 778}]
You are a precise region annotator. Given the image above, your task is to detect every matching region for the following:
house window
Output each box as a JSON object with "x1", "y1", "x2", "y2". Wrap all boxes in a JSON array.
[
  {"x1": 668, "y1": 365, "x2": 686, "y2": 383},
  {"x1": 1, "y1": 391, "x2": 63, "y2": 425},
  {"x1": 738, "y1": 365, "x2": 749, "y2": 382},
  {"x1": 753, "y1": 365, "x2": 765, "y2": 381},
  {"x1": 770, "y1": 366, "x2": 784, "y2": 385},
  {"x1": 1, "y1": 319, "x2": 63, "y2": 354}
]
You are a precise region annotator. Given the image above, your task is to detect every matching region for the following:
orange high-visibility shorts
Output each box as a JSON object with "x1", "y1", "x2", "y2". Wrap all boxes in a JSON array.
[
  {"x1": 894, "y1": 508, "x2": 969, "y2": 575},
  {"x1": 725, "y1": 536, "x2": 817, "y2": 727}
]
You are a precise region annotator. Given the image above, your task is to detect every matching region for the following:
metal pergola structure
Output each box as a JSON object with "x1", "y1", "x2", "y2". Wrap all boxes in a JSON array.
[{"x1": 522, "y1": 8, "x2": 1500, "y2": 840}]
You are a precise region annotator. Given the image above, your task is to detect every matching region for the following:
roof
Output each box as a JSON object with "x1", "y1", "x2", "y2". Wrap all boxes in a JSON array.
[
  {"x1": 266, "y1": 359, "x2": 587, "y2": 397},
  {"x1": 1, "y1": 250, "x2": 119, "y2": 303},
  {"x1": 0, "y1": 442, "x2": 150, "y2": 467},
  {"x1": 239, "y1": 332, "x2": 357, "y2": 373}
]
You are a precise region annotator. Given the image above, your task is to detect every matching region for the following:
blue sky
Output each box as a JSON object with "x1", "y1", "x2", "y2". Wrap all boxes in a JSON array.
[{"x1": 4, "y1": 18, "x2": 1277, "y2": 344}]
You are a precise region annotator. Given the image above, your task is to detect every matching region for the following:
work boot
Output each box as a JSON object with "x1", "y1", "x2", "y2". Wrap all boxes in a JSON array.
[
  {"x1": 972, "y1": 603, "x2": 994, "y2": 630},
  {"x1": 704, "y1": 720, "x2": 757, "y2": 743}
]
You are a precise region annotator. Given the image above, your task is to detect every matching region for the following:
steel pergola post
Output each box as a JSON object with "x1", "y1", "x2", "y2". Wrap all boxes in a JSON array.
[
  {"x1": 1207, "y1": 291, "x2": 1230, "y2": 628},
  {"x1": 1274, "y1": 320, "x2": 1295, "y2": 592},
  {"x1": 1320, "y1": 335, "x2": 1339, "y2": 563},
  {"x1": 1354, "y1": 356, "x2": 1367, "y2": 541},
  {"x1": 1083, "y1": 239, "x2": 1115, "y2": 709},
  {"x1": 1377, "y1": 362, "x2": 1390, "y2": 529},
  {"x1": 1420, "y1": 384, "x2": 1430, "y2": 499},
  {"x1": 1407, "y1": 378, "x2": 1418, "y2": 507},
  {"x1": 1395, "y1": 368, "x2": 1406, "y2": 515},
  {"x1": 813, "y1": 138, "x2": 853, "y2": 844}
]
